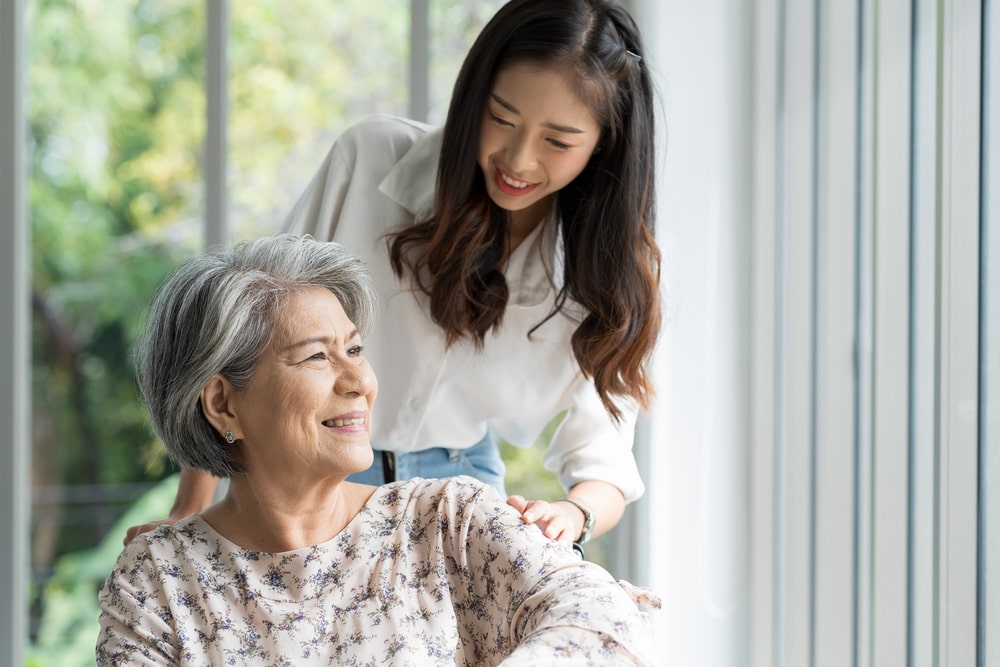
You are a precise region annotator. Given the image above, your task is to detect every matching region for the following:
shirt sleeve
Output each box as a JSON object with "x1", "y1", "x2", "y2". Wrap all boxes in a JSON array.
[
  {"x1": 282, "y1": 138, "x2": 352, "y2": 241},
  {"x1": 544, "y1": 378, "x2": 646, "y2": 503},
  {"x1": 443, "y1": 478, "x2": 659, "y2": 665}
]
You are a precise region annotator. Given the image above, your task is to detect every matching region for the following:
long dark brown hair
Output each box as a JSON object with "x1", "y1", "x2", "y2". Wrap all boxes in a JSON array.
[{"x1": 388, "y1": 0, "x2": 661, "y2": 421}]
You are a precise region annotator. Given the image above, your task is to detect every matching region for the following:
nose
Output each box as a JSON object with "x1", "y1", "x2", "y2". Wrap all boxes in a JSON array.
[
  {"x1": 335, "y1": 361, "x2": 377, "y2": 398},
  {"x1": 505, "y1": 130, "x2": 537, "y2": 173}
]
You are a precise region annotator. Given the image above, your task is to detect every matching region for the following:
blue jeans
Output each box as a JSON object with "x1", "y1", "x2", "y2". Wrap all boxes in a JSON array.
[{"x1": 347, "y1": 431, "x2": 507, "y2": 496}]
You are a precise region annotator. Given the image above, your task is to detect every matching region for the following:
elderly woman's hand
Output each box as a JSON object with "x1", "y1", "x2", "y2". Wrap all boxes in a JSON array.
[{"x1": 506, "y1": 494, "x2": 584, "y2": 546}]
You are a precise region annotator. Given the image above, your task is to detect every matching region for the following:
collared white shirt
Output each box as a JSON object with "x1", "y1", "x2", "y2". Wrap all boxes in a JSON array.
[{"x1": 284, "y1": 115, "x2": 644, "y2": 501}]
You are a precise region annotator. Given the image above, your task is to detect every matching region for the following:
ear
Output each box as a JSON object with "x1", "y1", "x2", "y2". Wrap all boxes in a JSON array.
[{"x1": 201, "y1": 374, "x2": 240, "y2": 440}]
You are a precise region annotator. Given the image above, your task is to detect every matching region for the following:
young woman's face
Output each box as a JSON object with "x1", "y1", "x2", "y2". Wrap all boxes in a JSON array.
[{"x1": 478, "y1": 62, "x2": 602, "y2": 225}]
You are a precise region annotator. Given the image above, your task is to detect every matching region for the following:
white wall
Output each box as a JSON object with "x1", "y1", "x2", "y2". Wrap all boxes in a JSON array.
[{"x1": 631, "y1": 1, "x2": 752, "y2": 664}]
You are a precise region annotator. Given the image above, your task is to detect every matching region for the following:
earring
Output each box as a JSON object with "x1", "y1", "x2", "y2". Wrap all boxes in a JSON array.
[{"x1": 225, "y1": 430, "x2": 235, "y2": 444}]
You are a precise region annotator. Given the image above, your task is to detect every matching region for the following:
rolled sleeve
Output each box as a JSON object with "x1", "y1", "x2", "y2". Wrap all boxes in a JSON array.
[{"x1": 544, "y1": 380, "x2": 645, "y2": 503}]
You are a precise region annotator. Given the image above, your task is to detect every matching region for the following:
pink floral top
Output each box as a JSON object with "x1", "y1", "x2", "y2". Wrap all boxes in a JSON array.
[{"x1": 97, "y1": 477, "x2": 660, "y2": 665}]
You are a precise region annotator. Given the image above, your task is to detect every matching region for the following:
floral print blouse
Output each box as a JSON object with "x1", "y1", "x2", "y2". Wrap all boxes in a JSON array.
[{"x1": 97, "y1": 477, "x2": 660, "y2": 665}]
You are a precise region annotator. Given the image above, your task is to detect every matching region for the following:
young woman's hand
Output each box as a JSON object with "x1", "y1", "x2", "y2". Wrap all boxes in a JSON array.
[
  {"x1": 507, "y1": 481, "x2": 626, "y2": 546},
  {"x1": 123, "y1": 517, "x2": 180, "y2": 545},
  {"x1": 506, "y1": 495, "x2": 584, "y2": 545},
  {"x1": 122, "y1": 468, "x2": 220, "y2": 545}
]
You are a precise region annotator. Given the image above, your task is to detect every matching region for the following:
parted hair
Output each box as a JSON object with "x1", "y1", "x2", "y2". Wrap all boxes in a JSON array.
[
  {"x1": 388, "y1": 0, "x2": 661, "y2": 421},
  {"x1": 135, "y1": 234, "x2": 378, "y2": 478}
]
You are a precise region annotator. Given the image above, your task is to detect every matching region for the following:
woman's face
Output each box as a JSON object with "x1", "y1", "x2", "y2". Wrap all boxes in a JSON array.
[
  {"x1": 478, "y1": 62, "x2": 602, "y2": 227},
  {"x1": 228, "y1": 286, "x2": 377, "y2": 479}
]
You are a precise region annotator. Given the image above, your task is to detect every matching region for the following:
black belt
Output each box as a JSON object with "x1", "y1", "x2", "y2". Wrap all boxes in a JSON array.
[{"x1": 380, "y1": 450, "x2": 396, "y2": 484}]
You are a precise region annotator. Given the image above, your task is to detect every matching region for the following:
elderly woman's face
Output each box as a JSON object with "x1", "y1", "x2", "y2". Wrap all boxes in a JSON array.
[{"x1": 228, "y1": 286, "x2": 377, "y2": 477}]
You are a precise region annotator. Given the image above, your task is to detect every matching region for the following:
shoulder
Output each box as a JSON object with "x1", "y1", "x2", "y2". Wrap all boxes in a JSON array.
[
  {"x1": 334, "y1": 114, "x2": 435, "y2": 161},
  {"x1": 375, "y1": 475, "x2": 492, "y2": 509},
  {"x1": 111, "y1": 516, "x2": 214, "y2": 580}
]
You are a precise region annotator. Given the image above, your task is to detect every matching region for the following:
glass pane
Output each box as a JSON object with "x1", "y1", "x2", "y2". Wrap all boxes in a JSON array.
[
  {"x1": 228, "y1": 1, "x2": 410, "y2": 240},
  {"x1": 28, "y1": 1, "x2": 204, "y2": 665},
  {"x1": 428, "y1": 0, "x2": 507, "y2": 125}
]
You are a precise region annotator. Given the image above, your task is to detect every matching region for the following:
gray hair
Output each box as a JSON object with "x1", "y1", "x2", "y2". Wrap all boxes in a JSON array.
[{"x1": 134, "y1": 234, "x2": 379, "y2": 477}]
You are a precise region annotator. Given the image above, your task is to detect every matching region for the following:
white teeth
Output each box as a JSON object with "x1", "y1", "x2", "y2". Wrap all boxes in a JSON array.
[
  {"x1": 324, "y1": 417, "x2": 365, "y2": 427},
  {"x1": 500, "y1": 172, "x2": 530, "y2": 188}
]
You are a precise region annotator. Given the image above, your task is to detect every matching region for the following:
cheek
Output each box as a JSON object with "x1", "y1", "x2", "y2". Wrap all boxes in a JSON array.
[
  {"x1": 477, "y1": 124, "x2": 500, "y2": 163},
  {"x1": 553, "y1": 153, "x2": 593, "y2": 186}
]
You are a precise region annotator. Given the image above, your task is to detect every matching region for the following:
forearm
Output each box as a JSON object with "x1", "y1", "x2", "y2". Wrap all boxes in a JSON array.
[
  {"x1": 562, "y1": 479, "x2": 626, "y2": 541},
  {"x1": 169, "y1": 467, "x2": 219, "y2": 518},
  {"x1": 505, "y1": 565, "x2": 656, "y2": 665}
]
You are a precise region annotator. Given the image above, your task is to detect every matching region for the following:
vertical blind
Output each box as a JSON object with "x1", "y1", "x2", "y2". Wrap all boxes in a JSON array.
[{"x1": 748, "y1": 1, "x2": 991, "y2": 666}]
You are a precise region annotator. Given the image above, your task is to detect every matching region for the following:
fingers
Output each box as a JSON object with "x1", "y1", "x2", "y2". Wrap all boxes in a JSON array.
[
  {"x1": 122, "y1": 520, "x2": 170, "y2": 546},
  {"x1": 506, "y1": 496, "x2": 579, "y2": 545},
  {"x1": 506, "y1": 494, "x2": 528, "y2": 513}
]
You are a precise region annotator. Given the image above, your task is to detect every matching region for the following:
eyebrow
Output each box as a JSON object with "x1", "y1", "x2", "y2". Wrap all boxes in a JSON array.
[
  {"x1": 490, "y1": 93, "x2": 587, "y2": 134},
  {"x1": 283, "y1": 330, "x2": 361, "y2": 352}
]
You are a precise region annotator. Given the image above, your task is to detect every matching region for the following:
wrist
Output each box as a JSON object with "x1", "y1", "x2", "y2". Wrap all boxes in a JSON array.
[{"x1": 557, "y1": 496, "x2": 596, "y2": 544}]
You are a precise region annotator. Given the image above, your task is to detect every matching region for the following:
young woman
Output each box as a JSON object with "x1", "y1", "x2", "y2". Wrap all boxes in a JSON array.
[{"x1": 126, "y1": 0, "x2": 661, "y2": 551}]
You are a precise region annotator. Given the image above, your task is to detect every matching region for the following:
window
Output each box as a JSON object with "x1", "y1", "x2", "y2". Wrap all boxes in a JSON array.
[{"x1": 16, "y1": 2, "x2": 505, "y2": 665}]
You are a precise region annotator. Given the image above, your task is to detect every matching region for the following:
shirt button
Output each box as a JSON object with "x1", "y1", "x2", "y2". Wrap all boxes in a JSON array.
[{"x1": 409, "y1": 397, "x2": 421, "y2": 409}]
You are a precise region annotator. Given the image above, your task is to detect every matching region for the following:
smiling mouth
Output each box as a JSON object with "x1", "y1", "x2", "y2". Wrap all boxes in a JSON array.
[
  {"x1": 495, "y1": 168, "x2": 539, "y2": 196},
  {"x1": 322, "y1": 417, "x2": 366, "y2": 427},
  {"x1": 501, "y1": 171, "x2": 531, "y2": 188}
]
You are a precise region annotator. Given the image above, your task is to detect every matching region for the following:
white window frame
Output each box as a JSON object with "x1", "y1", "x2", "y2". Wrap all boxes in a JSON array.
[{"x1": 1, "y1": 0, "x2": 30, "y2": 663}]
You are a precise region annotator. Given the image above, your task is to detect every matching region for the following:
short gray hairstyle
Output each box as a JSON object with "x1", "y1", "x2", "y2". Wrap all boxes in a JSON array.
[{"x1": 135, "y1": 234, "x2": 379, "y2": 478}]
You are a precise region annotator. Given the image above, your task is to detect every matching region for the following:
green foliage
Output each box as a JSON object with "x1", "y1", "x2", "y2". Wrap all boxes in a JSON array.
[{"x1": 28, "y1": 475, "x2": 180, "y2": 667}]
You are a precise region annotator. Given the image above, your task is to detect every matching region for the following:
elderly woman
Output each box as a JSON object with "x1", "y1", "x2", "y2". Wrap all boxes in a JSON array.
[{"x1": 96, "y1": 234, "x2": 658, "y2": 666}]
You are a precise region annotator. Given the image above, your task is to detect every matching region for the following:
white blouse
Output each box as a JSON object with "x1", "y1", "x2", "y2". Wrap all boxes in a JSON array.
[
  {"x1": 97, "y1": 477, "x2": 660, "y2": 665},
  {"x1": 283, "y1": 115, "x2": 644, "y2": 502}
]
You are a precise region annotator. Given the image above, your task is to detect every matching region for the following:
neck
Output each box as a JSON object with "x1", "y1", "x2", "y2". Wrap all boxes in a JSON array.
[
  {"x1": 507, "y1": 196, "x2": 552, "y2": 252},
  {"x1": 202, "y1": 475, "x2": 376, "y2": 552}
]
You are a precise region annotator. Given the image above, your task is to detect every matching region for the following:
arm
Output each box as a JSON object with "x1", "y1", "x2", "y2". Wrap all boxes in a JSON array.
[
  {"x1": 97, "y1": 543, "x2": 178, "y2": 665},
  {"x1": 450, "y1": 480, "x2": 659, "y2": 664},
  {"x1": 122, "y1": 467, "x2": 218, "y2": 544},
  {"x1": 507, "y1": 386, "x2": 643, "y2": 546}
]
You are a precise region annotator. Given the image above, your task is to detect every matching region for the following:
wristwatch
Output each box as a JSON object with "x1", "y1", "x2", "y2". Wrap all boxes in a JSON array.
[{"x1": 559, "y1": 496, "x2": 596, "y2": 544}]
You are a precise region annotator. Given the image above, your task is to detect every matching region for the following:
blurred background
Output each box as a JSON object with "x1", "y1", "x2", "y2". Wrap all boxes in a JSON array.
[{"x1": 1, "y1": 1, "x2": 997, "y2": 666}]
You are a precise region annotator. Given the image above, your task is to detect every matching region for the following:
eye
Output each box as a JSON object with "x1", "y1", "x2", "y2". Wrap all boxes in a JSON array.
[
  {"x1": 347, "y1": 345, "x2": 364, "y2": 357},
  {"x1": 490, "y1": 113, "x2": 514, "y2": 127},
  {"x1": 307, "y1": 351, "x2": 328, "y2": 361},
  {"x1": 546, "y1": 138, "x2": 571, "y2": 150}
]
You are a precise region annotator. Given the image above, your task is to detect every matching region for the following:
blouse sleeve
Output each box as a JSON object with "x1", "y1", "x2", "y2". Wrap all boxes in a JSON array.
[
  {"x1": 95, "y1": 546, "x2": 178, "y2": 666},
  {"x1": 444, "y1": 478, "x2": 660, "y2": 665}
]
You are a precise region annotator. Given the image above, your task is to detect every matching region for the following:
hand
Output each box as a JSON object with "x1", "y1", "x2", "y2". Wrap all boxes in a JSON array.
[
  {"x1": 123, "y1": 517, "x2": 181, "y2": 545},
  {"x1": 123, "y1": 468, "x2": 220, "y2": 545},
  {"x1": 506, "y1": 495, "x2": 584, "y2": 546}
]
